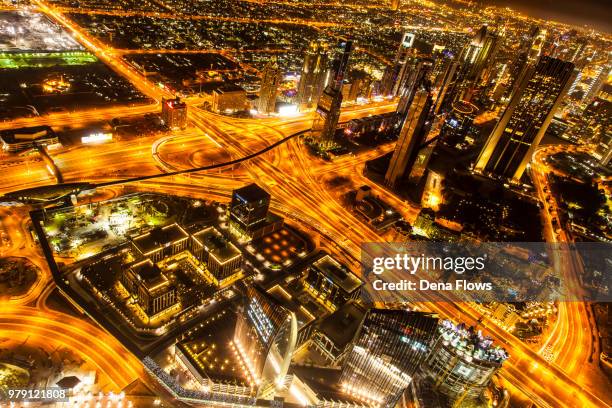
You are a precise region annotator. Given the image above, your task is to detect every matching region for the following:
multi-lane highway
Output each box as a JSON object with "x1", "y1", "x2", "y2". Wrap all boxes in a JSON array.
[{"x1": 0, "y1": 1, "x2": 608, "y2": 407}]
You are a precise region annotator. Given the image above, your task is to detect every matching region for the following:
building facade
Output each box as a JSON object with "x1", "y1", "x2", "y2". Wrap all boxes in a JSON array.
[
  {"x1": 161, "y1": 97, "x2": 187, "y2": 130},
  {"x1": 474, "y1": 56, "x2": 576, "y2": 183},
  {"x1": 339, "y1": 309, "x2": 439, "y2": 408},
  {"x1": 296, "y1": 41, "x2": 330, "y2": 111},
  {"x1": 258, "y1": 59, "x2": 282, "y2": 114}
]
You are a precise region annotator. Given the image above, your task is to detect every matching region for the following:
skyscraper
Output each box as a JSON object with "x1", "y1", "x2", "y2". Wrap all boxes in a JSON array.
[
  {"x1": 161, "y1": 97, "x2": 187, "y2": 130},
  {"x1": 258, "y1": 58, "x2": 282, "y2": 114},
  {"x1": 425, "y1": 320, "x2": 508, "y2": 406},
  {"x1": 311, "y1": 40, "x2": 353, "y2": 149},
  {"x1": 396, "y1": 58, "x2": 432, "y2": 118},
  {"x1": 296, "y1": 41, "x2": 329, "y2": 111},
  {"x1": 233, "y1": 285, "x2": 297, "y2": 391},
  {"x1": 339, "y1": 309, "x2": 438, "y2": 408},
  {"x1": 453, "y1": 26, "x2": 501, "y2": 102},
  {"x1": 385, "y1": 83, "x2": 433, "y2": 188},
  {"x1": 474, "y1": 56, "x2": 576, "y2": 183},
  {"x1": 380, "y1": 32, "x2": 416, "y2": 97}
]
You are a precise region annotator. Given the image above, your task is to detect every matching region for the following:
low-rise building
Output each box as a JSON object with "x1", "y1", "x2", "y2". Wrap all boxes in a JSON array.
[
  {"x1": 0, "y1": 126, "x2": 59, "y2": 152},
  {"x1": 191, "y1": 226, "x2": 243, "y2": 286},
  {"x1": 121, "y1": 259, "x2": 178, "y2": 317},
  {"x1": 304, "y1": 255, "x2": 363, "y2": 311}
]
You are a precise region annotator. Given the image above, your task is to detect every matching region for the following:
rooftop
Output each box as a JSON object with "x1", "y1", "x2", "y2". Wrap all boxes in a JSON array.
[
  {"x1": 192, "y1": 226, "x2": 241, "y2": 264},
  {"x1": 130, "y1": 259, "x2": 169, "y2": 292},
  {"x1": 438, "y1": 320, "x2": 509, "y2": 364},
  {"x1": 132, "y1": 223, "x2": 189, "y2": 256},
  {"x1": 310, "y1": 255, "x2": 363, "y2": 294},
  {"x1": 0, "y1": 125, "x2": 55, "y2": 144},
  {"x1": 315, "y1": 301, "x2": 366, "y2": 350},
  {"x1": 233, "y1": 183, "x2": 270, "y2": 203}
]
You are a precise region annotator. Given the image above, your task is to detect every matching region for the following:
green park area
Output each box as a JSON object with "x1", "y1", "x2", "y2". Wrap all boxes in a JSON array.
[{"x1": 0, "y1": 51, "x2": 98, "y2": 69}]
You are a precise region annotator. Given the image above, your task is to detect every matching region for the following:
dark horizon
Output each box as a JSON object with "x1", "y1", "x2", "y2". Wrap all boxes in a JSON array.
[{"x1": 486, "y1": 0, "x2": 612, "y2": 33}]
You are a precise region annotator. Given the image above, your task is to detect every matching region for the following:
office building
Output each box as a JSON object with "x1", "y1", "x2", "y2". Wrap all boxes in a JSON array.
[
  {"x1": 425, "y1": 320, "x2": 508, "y2": 405},
  {"x1": 121, "y1": 259, "x2": 178, "y2": 317},
  {"x1": 340, "y1": 309, "x2": 439, "y2": 408},
  {"x1": 593, "y1": 129, "x2": 612, "y2": 166},
  {"x1": 311, "y1": 40, "x2": 353, "y2": 149},
  {"x1": 432, "y1": 58, "x2": 460, "y2": 114},
  {"x1": 385, "y1": 85, "x2": 433, "y2": 188},
  {"x1": 229, "y1": 183, "x2": 270, "y2": 231},
  {"x1": 258, "y1": 59, "x2": 282, "y2": 114},
  {"x1": 191, "y1": 226, "x2": 243, "y2": 286},
  {"x1": 296, "y1": 41, "x2": 330, "y2": 111},
  {"x1": 229, "y1": 183, "x2": 283, "y2": 240},
  {"x1": 211, "y1": 84, "x2": 247, "y2": 113},
  {"x1": 380, "y1": 33, "x2": 416, "y2": 97},
  {"x1": 396, "y1": 58, "x2": 432, "y2": 118},
  {"x1": 305, "y1": 254, "x2": 363, "y2": 311},
  {"x1": 131, "y1": 223, "x2": 190, "y2": 263},
  {"x1": 440, "y1": 100, "x2": 478, "y2": 147},
  {"x1": 0, "y1": 125, "x2": 59, "y2": 152},
  {"x1": 474, "y1": 56, "x2": 575, "y2": 183},
  {"x1": 233, "y1": 286, "x2": 297, "y2": 391},
  {"x1": 161, "y1": 97, "x2": 187, "y2": 130}
]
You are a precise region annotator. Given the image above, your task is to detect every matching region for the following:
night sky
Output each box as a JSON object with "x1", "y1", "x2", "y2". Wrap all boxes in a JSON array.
[{"x1": 486, "y1": 0, "x2": 612, "y2": 33}]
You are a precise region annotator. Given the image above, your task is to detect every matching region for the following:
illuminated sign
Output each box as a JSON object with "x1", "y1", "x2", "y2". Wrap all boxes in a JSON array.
[{"x1": 81, "y1": 133, "x2": 112, "y2": 144}]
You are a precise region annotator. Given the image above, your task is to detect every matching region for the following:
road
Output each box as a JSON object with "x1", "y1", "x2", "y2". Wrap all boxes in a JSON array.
[{"x1": 0, "y1": 1, "x2": 607, "y2": 407}]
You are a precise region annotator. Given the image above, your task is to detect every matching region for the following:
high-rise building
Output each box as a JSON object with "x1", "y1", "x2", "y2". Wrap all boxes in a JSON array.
[
  {"x1": 229, "y1": 183, "x2": 271, "y2": 234},
  {"x1": 425, "y1": 320, "x2": 509, "y2": 406},
  {"x1": 439, "y1": 100, "x2": 478, "y2": 147},
  {"x1": 396, "y1": 58, "x2": 433, "y2": 118},
  {"x1": 296, "y1": 41, "x2": 330, "y2": 111},
  {"x1": 311, "y1": 40, "x2": 353, "y2": 149},
  {"x1": 593, "y1": 129, "x2": 612, "y2": 166},
  {"x1": 161, "y1": 97, "x2": 187, "y2": 130},
  {"x1": 380, "y1": 33, "x2": 416, "y2": 97},
  {"x1": 339, "y1": 309, "x2": 439, "y2": 408},
  {"x1": 233, "y1": 285, "x2": 297, "y2": 391},
  {"x1": 258, "y1": 59, "x2": 282, "y2": 114},
  {"x1": 474, "y1": 56, "x2": 576, "y2": 183},
  {"x1": 385, "y1": 84, "x2": 433, "y2": 188},
  {"x1": 453, "y1": 26, "x2": 501, "y2": 102}
]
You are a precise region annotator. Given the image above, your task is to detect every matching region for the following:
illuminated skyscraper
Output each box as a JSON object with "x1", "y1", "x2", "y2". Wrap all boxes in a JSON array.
[
  {"x1": 396, "y1": 58, "x2": 432, "y2": 118},
  {"x1": 258, "y1": 58, "x2": 282, "y2": 114},
  {"x1": 385, "y1": 83, "x2": 433, "y2": 188},
  {"x1": 474, "y1": 56, "x2": 575, "y2": 183},
  {"x1": 233, "y1": 285, "x2": 297, "y2": 392},
  {"x1": 380, "y1": 33, "x2": 416, "y2": 97},
  {"x1": 426, "y1": 320, "x2": 508, "y2": 406},
  {"x1": 311, "y1": 40, "x2": 353, "y2": 149},
  {"x1": 296, "y1": 41, "x2": 329, "y2": 111},
  {"x1": 229, "y1": 183, "x2": 270, "y2": 235},
  {"x1": 453, "y1": 26, "x2": 501, "y2": 102},
  {"x1": 161, "y1": 97, "x2": 187, "y2": 130},
  {"x1": 340, "y1": 309, "x2": 438, "y2": 408}
]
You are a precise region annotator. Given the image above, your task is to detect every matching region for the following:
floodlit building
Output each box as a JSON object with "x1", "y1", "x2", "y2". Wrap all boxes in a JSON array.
[
  {"x1": 474, "y1": 56, "x2": 576, "y2": 183},
  {"x1": 258, "y1": 59, "x2": 282, "y2": 114},
  {"x1": 229, "y1": 183, "x2": 282, "y2": 240},
  {"x1": 296, "y1": 41, "x2": 330, "y2": 111},
  {"x1": 385, "y1": 85, "x2": 432, "y2": 188},
  {"x1": 211, "y1": 84, "x2": 247, "y2": 113},
  {"x1": 233, "y1": 286, "x2": 297, "y2": 394},
  {"x1": 131, "y1": 223, "x2": 190, "y2": 263},
  {"x1": 121, "y1": 259, "x2": 178, "y2": 317},
  {"x1": 0, "y1": 125, "x2": 59, "y2": 152},
  {"x1": 425, "y1": 320, "x2": 509, "y2": 405},
  {"x1": 304, "y1": 254, "x2": 363, "y2": 311},
  {"x1": 191, "y1": 226, "x2": 243, "y2": 286},
  {"x1": 380, "y1": 32, "x2": 416, "y2": 97},
  {"x1": 161, "y1": 97, "x2": 187, "y2": 130},
  {"x1": 340, "y1": 309, "x2": 439, "y2": 408},
  {"x1": 312, "y1": 40, "x2": 353, "y2": 149}
]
